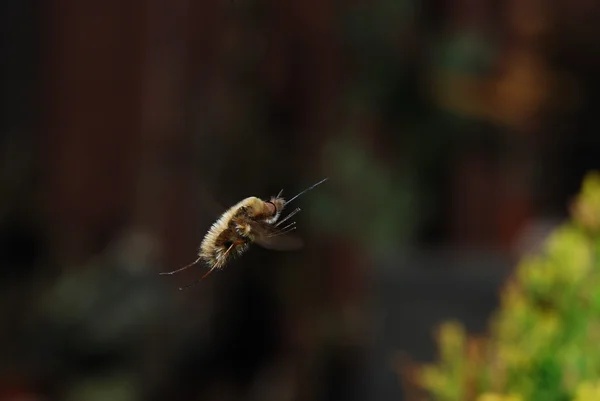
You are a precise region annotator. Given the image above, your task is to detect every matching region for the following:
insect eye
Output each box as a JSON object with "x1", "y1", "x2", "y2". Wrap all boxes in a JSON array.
[
  {"x1": 265, "y1": 201, "x2": 277, "y2": 214},
  {"x1": 224, "y1": 240, "x2": 234, "y2": 249}
]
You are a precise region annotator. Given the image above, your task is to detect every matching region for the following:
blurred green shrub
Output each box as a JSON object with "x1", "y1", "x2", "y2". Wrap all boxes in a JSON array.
[{"x1": 407, "y1": 172, "x2": 600, "y2": 401}]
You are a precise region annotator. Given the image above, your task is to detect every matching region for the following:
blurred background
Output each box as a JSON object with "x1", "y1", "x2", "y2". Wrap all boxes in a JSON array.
[{"x1": 2, "y1": 0, "x2": 600, "y2": 400}]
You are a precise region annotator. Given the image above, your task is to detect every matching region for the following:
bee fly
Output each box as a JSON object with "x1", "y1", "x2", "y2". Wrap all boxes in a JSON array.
[{"x1": 160, "y1": 177, "x2": 328, "y2": 289}]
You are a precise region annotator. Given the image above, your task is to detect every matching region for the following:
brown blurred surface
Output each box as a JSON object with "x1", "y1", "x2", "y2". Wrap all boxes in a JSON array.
[{"x1": 2, "y1": 0, "x2": 600, "y2": 400}]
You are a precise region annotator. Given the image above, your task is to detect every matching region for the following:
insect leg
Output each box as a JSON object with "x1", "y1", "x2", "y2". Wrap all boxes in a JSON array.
[
  {"x1": 277, "y1": 226, "x2": 297, "y2": 236},
  {"x1": 159, "y1": 256, "x2": 202, "y2": 275},
  {"x1": 276, "y1": 207, "x2": 301, "y2": 227},
  {"x1": 268, "y1": 222, "x2": 297, "y2": 238},
  {"x1": 277, "y1": 221, "x2": 296, "y2": 232},
  {"x1": 178, "y1": 260, "x2": 220, "y2": 290},
  {"x1": 179, "y1": 242, "x2": 237, "y2": 290},
  {"x1": 179, "y1": 263, "x2": 219, "y2": 290}
]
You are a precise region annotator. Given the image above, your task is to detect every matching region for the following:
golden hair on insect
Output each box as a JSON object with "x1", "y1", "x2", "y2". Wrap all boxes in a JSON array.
[{"x1": 160, "y1": 177, "x2": 328, "y2": 289}]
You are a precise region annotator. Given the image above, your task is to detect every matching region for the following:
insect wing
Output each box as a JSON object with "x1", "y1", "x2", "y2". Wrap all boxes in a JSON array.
[{"x1": 249, "y1": 221, "x2": 304, "y2": 251}]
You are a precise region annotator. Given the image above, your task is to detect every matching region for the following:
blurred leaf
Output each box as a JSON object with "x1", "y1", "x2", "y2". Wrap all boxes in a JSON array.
[{"x1": 407, "y1": 172, "x2": 600, "y2": 401}]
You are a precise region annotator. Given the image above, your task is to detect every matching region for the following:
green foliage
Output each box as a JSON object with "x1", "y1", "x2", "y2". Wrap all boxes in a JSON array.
[{"x1": 413, "y1": 172, "x2": 600, "y2": 401}]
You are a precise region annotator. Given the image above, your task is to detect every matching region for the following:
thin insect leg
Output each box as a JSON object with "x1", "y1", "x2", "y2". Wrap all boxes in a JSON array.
[
  {"x1": 278, "y1": 226, "x2": 297, "y2": 236},
  {"x1": 179, "y1": 242, "x2": 236, "y2": 290},
  {"x1": 268, "y1": 222, "x2": 296, "y2": 237},
  {"x1": 268, "y1": 224, "x2": 297, "y2": 238},
  {"x1": 220, "y1": 241, "x2": 237, "y2": 260},
  {"x1": 278, "y1": 221, "x2": 296, "y2": 232},
  {"x1": 276, "y1": 207, "x2": 301, "y2": 227},
  {"x1": 180, "y1": 259, "x2": 225, "y2": 290},
  {"x1": 159, "y1": 256, "x2": 202, "y2": 275},
  {"x1": 276, "y1": 189, "x2": 283, "y2": 198}
]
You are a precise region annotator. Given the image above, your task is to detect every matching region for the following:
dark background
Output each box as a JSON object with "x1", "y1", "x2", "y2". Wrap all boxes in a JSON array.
[{"x1": 1, "y1": 0, "x2": 600, "y2": 400}]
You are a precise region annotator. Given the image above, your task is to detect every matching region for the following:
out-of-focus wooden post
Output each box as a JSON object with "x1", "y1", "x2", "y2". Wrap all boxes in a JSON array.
[
  {"x1": 42, "y1": 1, "x2": 147, "y2": 266},
  {"x1": 41, "y1": 0, "x2": 218, "y2": 270}
]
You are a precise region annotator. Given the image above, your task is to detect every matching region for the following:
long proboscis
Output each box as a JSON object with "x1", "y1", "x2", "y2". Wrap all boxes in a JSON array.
[{"x1": 284, "y1": 177, "x2": 328, "y2": 205}]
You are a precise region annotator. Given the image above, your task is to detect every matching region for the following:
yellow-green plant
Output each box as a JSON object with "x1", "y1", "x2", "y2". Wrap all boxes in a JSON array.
[{"x1": 410, "y1": 172, "x2": 600, "y2": 401}]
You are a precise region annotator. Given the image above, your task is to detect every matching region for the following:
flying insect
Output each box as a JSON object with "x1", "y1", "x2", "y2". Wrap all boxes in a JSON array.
[{"x1": 160, "y1": 177, "x2": 328, "y2": 289}]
